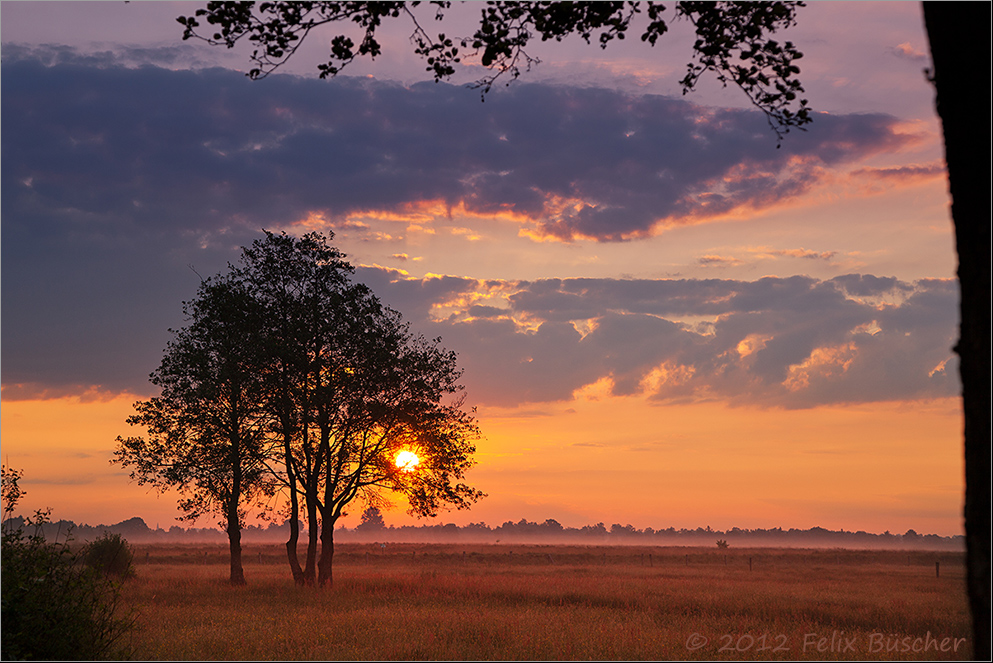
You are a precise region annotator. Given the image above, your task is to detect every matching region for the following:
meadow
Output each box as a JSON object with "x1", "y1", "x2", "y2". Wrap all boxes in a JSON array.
[{"x1": 120, "y1": 543, "x2": 970, "y2": 660}]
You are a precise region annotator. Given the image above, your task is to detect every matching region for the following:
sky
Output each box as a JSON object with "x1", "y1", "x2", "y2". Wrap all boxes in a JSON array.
[{"x1": 1, "y1": 1, "x2": 964, "y2": 536}]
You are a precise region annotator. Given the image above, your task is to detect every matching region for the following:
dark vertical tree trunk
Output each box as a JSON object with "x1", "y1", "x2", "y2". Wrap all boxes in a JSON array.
[
  {"x1": 317, "y1": 513, "x2": 335, "y2": 587},
  {"x1": 283, "y1": 429, "x2": 305, "y2": 586},
  {"x1": 922, "y1": 3, "x2": 991, "y2": 660},
  {"x1": 284, "y1": 510, "x2": 304, "y2": 585},
  {"x1": 227, "y1": 512, "x2": 246, "y2": 585},
  {"x1": 316, "y1": 422, "x2": 337, "y2": 587},
  {"x1": 227, "y1": 403, "x2": 247, "y2": 586},
  {"x1": 304, "y1": 494, "x2": 319, "y2": 586}
]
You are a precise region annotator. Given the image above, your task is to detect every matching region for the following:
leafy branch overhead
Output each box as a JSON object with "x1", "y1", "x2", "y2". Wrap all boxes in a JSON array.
[{"x1": 178, "y1": 1, "x2": 811, "y2": 141}]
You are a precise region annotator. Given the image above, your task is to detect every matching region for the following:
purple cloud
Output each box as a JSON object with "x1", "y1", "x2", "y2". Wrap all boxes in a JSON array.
[
  {"x1": 363, "y1": 271, "x2": 958, "y2": 409},
  {"x1": 2, "y1": 52, "x2": 940, "y2": 405}
]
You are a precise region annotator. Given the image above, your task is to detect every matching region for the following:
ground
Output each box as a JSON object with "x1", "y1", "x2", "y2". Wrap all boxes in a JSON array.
[{"x1": 121, "y1": 543, "x2": 970, "y2": 660}]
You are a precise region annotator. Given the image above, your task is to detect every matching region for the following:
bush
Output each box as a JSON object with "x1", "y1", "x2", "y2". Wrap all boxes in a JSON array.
[
  {"x1": 2, "y1": 466, "x2": 135, "y2": 660},
  {"x1": 85, "y1": 532, "x2": 136, "y2": 579}
]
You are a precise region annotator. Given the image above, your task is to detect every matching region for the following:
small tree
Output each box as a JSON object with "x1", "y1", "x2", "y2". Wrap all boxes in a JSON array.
[
  {"x1": 115, "y1": 274, "x2": 275, "y2": 585},
  {"x1": 356, "y1": 506, "x2": 387, "y2": 532}
]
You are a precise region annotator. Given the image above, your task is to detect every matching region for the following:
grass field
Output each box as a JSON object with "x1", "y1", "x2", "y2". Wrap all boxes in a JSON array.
[{"x1": 120, "y1": 543, "x2": 970, "y2": 660}]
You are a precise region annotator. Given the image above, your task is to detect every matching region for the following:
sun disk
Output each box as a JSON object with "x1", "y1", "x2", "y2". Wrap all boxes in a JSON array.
[{"x1": 396, "y1": 450, "x2": 420, "y2": 472}]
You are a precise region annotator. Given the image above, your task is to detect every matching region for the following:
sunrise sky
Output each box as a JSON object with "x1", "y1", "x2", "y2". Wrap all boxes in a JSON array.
[{"x1": 1, "y1": 1, "x2": 964, "y2": 537}]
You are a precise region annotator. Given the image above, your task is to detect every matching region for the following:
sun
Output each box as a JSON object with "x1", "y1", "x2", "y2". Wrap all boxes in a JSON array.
[{"x1": 395, "y1": 450, "x2": 420, "y2": 472}]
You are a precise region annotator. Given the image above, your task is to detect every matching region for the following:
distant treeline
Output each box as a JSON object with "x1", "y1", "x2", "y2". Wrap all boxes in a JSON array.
[{"x1": 6, "y1": 515, "x2": 963, "y2": 550}]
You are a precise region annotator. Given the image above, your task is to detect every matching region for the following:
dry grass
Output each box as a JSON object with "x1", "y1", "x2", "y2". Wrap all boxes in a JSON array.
[{"x1": 121, "y1": 543, "x2": 971, "y2": 660}]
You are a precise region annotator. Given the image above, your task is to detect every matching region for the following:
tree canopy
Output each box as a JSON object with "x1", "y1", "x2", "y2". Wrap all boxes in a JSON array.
[
  {"x1": 115, "y1": 273, "x2": 276, "y2": 584},
  {"x1": 116, "y1": 231, "x2": 482, "y2": 586}
]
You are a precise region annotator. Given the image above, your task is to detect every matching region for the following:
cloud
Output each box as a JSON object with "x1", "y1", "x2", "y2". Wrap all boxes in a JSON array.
[
  {"x1": 891, "y1": 42, "x2": 928, "y2": 62},
  {"x1": 3, "y1": 52, "x2": 914, "y2": 245},
  {"x1": 850, "y1": 162, "x2": 945, "y2": 185},
  {"x1": 467, "y1": 305, "x2": 509, "y2": 319},
  {"x1": 696, "y1": 246, "x2": 844, "y2": 270},
  {"x1": 1, "y1": 53, "x2": 946, "y2": 405},
  {"x1": 361, "y1": 270, "x2": 959, "y2": 409},
  {"x1": 770, "y1": 248, "x2": 837, "y2": 261},
  {"x1": 698, "y1": 255, "x2": 745, "y2": 267}
]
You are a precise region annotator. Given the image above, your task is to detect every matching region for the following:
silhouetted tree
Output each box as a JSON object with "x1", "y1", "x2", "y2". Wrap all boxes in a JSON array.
[
  {"x1": 115, "y1": 275, "x2": 274, "y2": 585},
  {"x1": 177, "y1": 1, "x2": 988, "y2": 648},
  {"x1": 610, "y1": 523, "x2": 637, "y2": 537},
  {"x1": 232, "y1": 231, "x2": 482, "y2": 586},
  {"x1": 357, "y1": 506, "x2": 387, "y2": 531}
]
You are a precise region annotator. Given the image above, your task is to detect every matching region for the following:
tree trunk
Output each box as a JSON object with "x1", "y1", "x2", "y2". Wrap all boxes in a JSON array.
[
  {"x1": 227, "y1": 513, "x2": 246, "y2": 586},
  {"x1": 285, "y1": 515, "x2": 304, "y2": 585},
  {"x1": 226, "y1": 450, "x2": 245, "y2": 585},
  {"x1": 317, "y1": 513, "x2": 336, "y2": 587},
  {"x1": 227, "y1": 409, "x2": 247, "y2": 586},
  {"x1": 922, "y1": 4, "x2": 991, "y2": 660},
  {"x1": 304, "y1": 495, "x2": 319, "y2": 586},
  {"x1": 283, "y1": 431, "x2": 305, "y2": 586}
]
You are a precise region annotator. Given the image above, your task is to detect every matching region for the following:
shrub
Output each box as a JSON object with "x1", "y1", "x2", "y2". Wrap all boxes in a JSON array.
[
  {"x1": 85, "y1": 532, "x2": 136, "y2": 579},
  {"x1": 716, "y1": 539, "x2": 729, "y2": 549},
  {"x1": 1, "y1": 466, "x2": 135, "y2": 660}
]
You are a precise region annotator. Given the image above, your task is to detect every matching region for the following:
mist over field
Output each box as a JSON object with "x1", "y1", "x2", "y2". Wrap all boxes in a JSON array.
[{"x1": 23, "y1": 514, "x2": 964, "y2": 550}]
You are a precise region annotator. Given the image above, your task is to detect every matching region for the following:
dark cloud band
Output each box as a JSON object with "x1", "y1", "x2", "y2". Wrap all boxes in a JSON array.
[
  {"x1": 2, "y1": 53, "x2": 948, "y2": 408},
  {"x1": 4, "y1": 52, "x2": 910, "y2": 244}
]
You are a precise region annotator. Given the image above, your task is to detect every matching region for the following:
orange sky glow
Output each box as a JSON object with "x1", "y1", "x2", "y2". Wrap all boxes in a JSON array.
[{"x1": 1, "y1": 389, "x2": 964, "y2": 537}]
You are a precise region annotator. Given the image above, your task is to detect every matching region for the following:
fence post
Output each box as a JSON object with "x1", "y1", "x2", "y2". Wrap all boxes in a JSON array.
[
  {"x1": 749, "y1": 557, "x2": 752, "y2": 572},
  {"x1": 649, "y1": 553, "x2": 653, "y2": 567},
  {"x1": 685, "y1": 554, "x2": 688, "y2": 566},
  {"x1": 936, "y1": 561, "x2": 940, "y2": 578}
]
